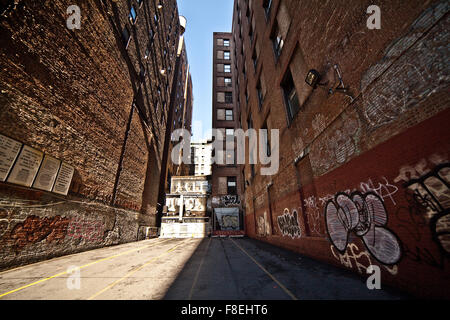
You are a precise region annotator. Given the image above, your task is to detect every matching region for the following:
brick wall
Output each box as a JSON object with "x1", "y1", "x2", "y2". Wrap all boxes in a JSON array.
[
  {"x1": 233, "y1": 0, "x2": 450, "y2": 298},
  {"x1": 0, "y1": 0, "x2": 181, "y2": 270}
]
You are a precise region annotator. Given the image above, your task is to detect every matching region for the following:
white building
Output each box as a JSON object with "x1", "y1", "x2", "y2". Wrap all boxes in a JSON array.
[{"x1": 191, "y1": 139, "x2": 212, "y2": 176}]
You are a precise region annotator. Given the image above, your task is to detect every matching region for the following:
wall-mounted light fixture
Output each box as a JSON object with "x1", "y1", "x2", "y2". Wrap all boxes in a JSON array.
[
  {"x1": 305, "y1": 64, "x2": 354, "y2": 102},
  {"x1": 160, "y1": 69, "x2": 167, "y2": 76},
  {"x1": 157, "y1": 4, "x2": 163, "y2": 10}
]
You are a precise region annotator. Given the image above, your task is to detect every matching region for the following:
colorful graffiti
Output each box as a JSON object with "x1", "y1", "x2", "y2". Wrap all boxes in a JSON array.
[
  {"x1": 277, "y1": 209, "x2": 301, "y2": 239},
  {"x1": 325, "y1": 191, "x2": 401, "y2": 265}
]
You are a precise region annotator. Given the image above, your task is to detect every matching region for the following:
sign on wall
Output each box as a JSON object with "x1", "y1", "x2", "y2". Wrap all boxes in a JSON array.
[
  {"x1": 52, "y1": 162, "x2": 74, "y2": 195},
  {"x1": 0, "y1": 134, "x2": 23, "y2": 182},
  {"x1": 6, "y1": 145, "x2": 44, "y2": 187},
  {"x1": 32, "y1": 155, "x2": 61, "y2": 191}
]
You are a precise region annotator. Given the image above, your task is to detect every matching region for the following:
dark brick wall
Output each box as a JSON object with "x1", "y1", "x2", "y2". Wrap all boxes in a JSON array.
[
  {"x1": 0, "y1": 0, "x2": 181, "y2": 270},
  {"x1": 232, "y1": 0, "x2": 450, "y2": 298}
]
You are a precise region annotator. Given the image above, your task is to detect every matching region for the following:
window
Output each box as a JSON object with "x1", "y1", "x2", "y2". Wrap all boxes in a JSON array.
[
  {"x1": 252, "y1": 47, "x2": 258, "y2": 70},
  {"x1": 226, "y1": 109, "x2": 233, "y2": 121},
  {"x1": 224, "y1": 64, "x2": 231, "y2": 73},
  {"x1": 263, "y1": 0, "x2": 273, "y2": 17},
  {"x1": 223, "y1": 39, "x2": 230, "y2": 46},
  {"x1": 122, "y1": 26, "x2": 131, "y2": 48},
  {"x1": 224, "y1": 77, "x2": 232, "y2": 87},
  {"x1": 129, "y1": 6, "x2": 137, "y2": 24},
  {"x1": 149, "y1": 27, "x2": 155, "y2": 43},
  {"x1": 225, "y1": 92, "x2": 233, "y2": 103},
  {"x1": 262, "y1": 122, "x2": 271, "y2": 157},
  {"x1": 257, "y1": 82, "x2": 264, "y2": 109},
  {"x1": 217, "y1": 109, "x2": 225, "y2": 121},
  {"x1": 226, "y1": 128, "x2": 234, "y2": 136},
  {"x1": 282, "y1": 69, "x2": 300, "y2": 123},
  {"x1": 137, "y1": 0, "x2": 143, "y2": 7},
  {"x1": 224, "y1": 51, "x2": 231, "y2": 60},
  {"x1": 139, "y1": 64, "x2": 146, "y2": 82},
  {"x1": 227, "y1": 177, "x2": 237, "y2": 194},
  {"x1": 144, "y1": 47, "x2": 149, "y2": 59},
  {"x1": 272, "y1": 23, "x2": 284, "y2": 58}
]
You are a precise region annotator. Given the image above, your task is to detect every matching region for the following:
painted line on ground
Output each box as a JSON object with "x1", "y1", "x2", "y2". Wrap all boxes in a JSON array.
[
  {"x1": 87, "y1": 239, "x2": 190, "y2": 300},
  {"x1": 0, "y1": 238, "x2": 173, "y2": 299},
  {"x1": 187, "y1": 237, "x2": 212, "y2": 300},
  {"x1": 229, "y1": 238, "x2": 299, "y2": 300}
]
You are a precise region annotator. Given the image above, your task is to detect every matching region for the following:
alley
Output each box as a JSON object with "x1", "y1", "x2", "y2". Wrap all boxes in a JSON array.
[{"x1": 0, "y1": 237, "x2": 407, "y2": 300}]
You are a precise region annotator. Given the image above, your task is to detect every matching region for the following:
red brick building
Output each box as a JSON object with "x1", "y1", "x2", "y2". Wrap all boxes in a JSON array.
[
  {"x1": 211, "y1": 32, "x2": 245, "y2": 235},
  {"x1": 231, "y1": 0, "x2": 450, "y2": 298},
  {"x1": 0, "y1": 0, "x2": 188, "y2": 270}
]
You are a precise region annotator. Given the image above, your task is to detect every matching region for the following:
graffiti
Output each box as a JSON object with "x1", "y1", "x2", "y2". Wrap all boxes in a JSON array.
[
  {"x1": 360, "y1": 177, "x2": 399, "y2": 205},
  {"x1": 403, "y1": 163, "x2": 450, "y2": 256},
  {"x1": 312, "y1": 114, "x2": 326, "y2": 136},
  {"x1": 277, "y1": 209, "x2": 301, "y2": 239},
  {"x1": 331, "y1": 243, "x2": 398, "y2": 275},
  {"x1": 394, "y1": 154, "x2": 448, "y2": 184},
  {"x1": 309, "y1": 114, "x2": 360, "y2": 175},
  {"x1": 325, "y1": 191, "x2": 401, "y2": 265},
  {"x1": 303, "y1": 196, "x2": 324, "y2": 236},
  {"x1": 66, "y1": 217, "x2": 103, "y2": 243},
  {"x1": 9, "y1": 215, "x2": 71, "y2": 251},
  {"x1": 361, "y1": 5, "x2": 450, "y2": 130},
  {"x1": 221, "y1": 215, "x2": 239, "y2": 230},
  {"x1": 221, "y1": 195, "x2": 240, "y2": 207}
]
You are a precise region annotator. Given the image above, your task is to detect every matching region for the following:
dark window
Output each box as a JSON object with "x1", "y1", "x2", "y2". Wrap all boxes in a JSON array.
[
  {"x1": 282, "y1": 69, "x2": 300, "y2": 122},
  {"x1": 122, "y1": 26, "x2": 131, "y2": 48},
  {"x1": 227, "y1": 177, "x2": 237, "y2": 194},
  {"x1": 263, "y1": 0, "x2": 273, "y2": 17},
  {"x1": 129, "y1": 6, "x2": 137, "y2": 24},
  {"x1": 257, "y1": 82, "x2": 263, "y2": 109},
  {"x1": 139, "y1": 64, "x2": 146, "y2": 82},
  {"x1": 225, "y1": 92, "x2": 233, "y2": 103},
  {"x1": 252, "y1": 48, "x2": 258, "y2": 70},
  {"x1": 137, "y1": 0, "x2": 143, "y2": 7},
  {"x1": 224, "y1": 77, "x2": 232, "y2": 87},
  {"x1": 272, "y1": 23, "x2": 284, "y2": 58}
]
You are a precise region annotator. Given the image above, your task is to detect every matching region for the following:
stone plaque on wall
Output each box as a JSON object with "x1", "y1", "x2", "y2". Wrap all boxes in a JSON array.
[
  {"x1": 0, "y1": 134, "x2": 23, "y2": 182},
  {"x1": 52, "y1": 162, "x2": 74, "y2": 195},
  {"x1": 32, "y1": 155, "x2": 61, "y2": 191},
  {"x1": 6, "y1": 145, "x2": 44, "y2": 187}
]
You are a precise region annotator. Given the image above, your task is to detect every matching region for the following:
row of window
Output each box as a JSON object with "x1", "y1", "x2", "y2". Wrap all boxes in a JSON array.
[{"x1": 218, "y1": 176, "x2": 237, "y2": 195}]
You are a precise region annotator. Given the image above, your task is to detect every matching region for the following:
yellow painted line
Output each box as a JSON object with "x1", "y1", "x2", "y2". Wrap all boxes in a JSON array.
[
  {"x1": 188, "y1": 237, "x2": 212, "y2": 300},
  {"x1": 229, "y1": 238, "x2": 298, "y2": 300},
  {"x1": 88, "y1": 239, "x2": 188, "y2": 300},
  {"x1": 0, "y1": 238, "x2": 172, "y2": 299}
]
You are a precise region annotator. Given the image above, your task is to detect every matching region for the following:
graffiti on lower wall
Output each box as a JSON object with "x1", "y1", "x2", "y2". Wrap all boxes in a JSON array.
[
  {"x1": 331, "y1": 243, "x2": 398, "y2": 275},
  {"x1": 277, "y1": 208, "x2": 301, "y2": 239},
  {"x1": 325, "y1": 191, "x2": 402, "y2": 265},
  {"x1": 402, "y1": 162, "x2": 450, "y2": 256},
  {"x1": 303, "y1": 196, "x2": 325, "y2": 236},
  {"x1": 222, "y1": 215, "x2": 239, "y2": 230}
]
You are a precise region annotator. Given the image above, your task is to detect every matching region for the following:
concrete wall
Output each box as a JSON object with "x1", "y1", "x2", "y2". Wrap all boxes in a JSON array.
[{"x1": 233, "y1": 0, "x2": 450, "y2": 298}]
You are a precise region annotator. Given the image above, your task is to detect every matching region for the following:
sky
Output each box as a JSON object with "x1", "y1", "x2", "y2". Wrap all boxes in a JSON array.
[{"x1": 177, "y1": 0, "x2": 234, "y2": 142}]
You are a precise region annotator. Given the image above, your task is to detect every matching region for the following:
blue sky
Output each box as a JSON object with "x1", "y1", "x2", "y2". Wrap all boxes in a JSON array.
[{"x1": 177, "y1": 0, "x2": 234, "y2": 142}]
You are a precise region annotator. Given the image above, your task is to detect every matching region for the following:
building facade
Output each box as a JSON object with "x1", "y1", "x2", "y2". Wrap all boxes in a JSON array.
[
  {"x1": 0, "y1": 0, "x2": 188, "y2": 270},
  {"x1": 191, "y1": 139, "x2": 213, "y2": 176},
  {"x1": 231, "y1": 0, "x2": 450, "y2": 298},
  {"x1": 211, "y1": 32, "x2": 245, "y2": 235}
]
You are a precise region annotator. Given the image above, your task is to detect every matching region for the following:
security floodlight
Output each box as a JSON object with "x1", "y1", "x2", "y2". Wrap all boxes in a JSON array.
[{"x1": 305, "y1": 69, "x2": 321, "y2": 88}]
